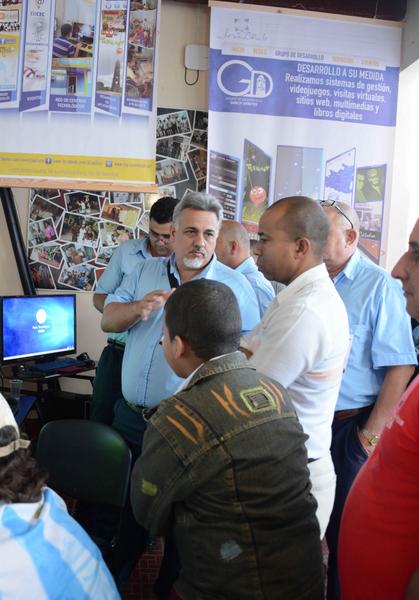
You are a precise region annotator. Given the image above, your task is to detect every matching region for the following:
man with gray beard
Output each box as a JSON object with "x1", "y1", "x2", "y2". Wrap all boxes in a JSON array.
[{"x1": 101, "y1": 192, "x2": 260, "y2": 592}]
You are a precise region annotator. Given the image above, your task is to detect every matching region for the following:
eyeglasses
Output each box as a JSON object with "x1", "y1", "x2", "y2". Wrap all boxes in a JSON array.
[
  {"x1": 149, "y1": 228, "x2": 171, "y2": 243},
  {"x1": 320, "y1": 200, "x2": 354, "y2": 230}
]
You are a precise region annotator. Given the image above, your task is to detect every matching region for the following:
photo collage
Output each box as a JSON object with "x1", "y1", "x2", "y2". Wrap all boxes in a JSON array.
[
  {"x1": 27, "y1": 189, "x2": 152, "y2": 292},
  {"x1": 26, "y1": 107, "x2": 208, "y2": 292},
  {"x1": 156, "y1": 108, "x2": 208, "y2": 200}
]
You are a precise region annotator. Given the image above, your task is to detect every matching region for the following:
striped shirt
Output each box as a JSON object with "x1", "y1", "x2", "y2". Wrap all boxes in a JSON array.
[
  {"x1": 53, "y1": 36, "x2": 75, "y2": 58},
  {"x1": 0, "y1": 487, "x2": 120, "y2": 599}
]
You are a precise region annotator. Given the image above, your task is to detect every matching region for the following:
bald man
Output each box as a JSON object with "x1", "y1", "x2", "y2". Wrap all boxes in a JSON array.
[
  {"x1": 320, "y1": 200, "x2": 416, "y2": 600},
  {"x1": 216, "y1": 220, "x2": 274, "y2": 317},
  {"x1": 241, "y1": 197, "x2": 349, "y2": 538}
]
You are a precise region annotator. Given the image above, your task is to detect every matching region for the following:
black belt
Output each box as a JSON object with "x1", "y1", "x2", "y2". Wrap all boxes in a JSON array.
[{"x1": 107, "y1": 338, "x2": 125, "y2": 351}]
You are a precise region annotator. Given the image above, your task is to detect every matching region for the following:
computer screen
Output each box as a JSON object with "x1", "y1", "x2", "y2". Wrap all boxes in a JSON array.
[{"x1": 0, "y1": 294, "x2": 76, "y2": 365}]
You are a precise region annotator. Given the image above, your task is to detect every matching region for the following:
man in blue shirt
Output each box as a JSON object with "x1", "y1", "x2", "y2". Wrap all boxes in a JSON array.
[
  {"x1": 321, "y1": 200, "x2": 416, "y2": 600},
  {"x1": 215, "y1": 220, "x2": 275, "y2": 317},
  {"x1": 52, "y1": 24, "x2": 76, "y2": 58},
  {"x1": 101, "y1": 192, "x2": 260, "y2": 592},
  {"x1": 91, "y1": 196, "x2": 179, "y2": 424},
  {"x1": 102, "y1": 193, "x2": 260, "y2": 444}
]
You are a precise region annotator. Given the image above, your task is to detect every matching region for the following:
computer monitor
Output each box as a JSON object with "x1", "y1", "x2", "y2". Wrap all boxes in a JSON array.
[{"x1": 0, "y1": 294, "x2": 76, "y2": 365}]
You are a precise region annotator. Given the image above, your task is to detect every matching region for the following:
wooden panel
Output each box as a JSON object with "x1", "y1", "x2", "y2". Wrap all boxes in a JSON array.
[{"x1": 0, "y1": 178, "x2": 158, "y2": 192}]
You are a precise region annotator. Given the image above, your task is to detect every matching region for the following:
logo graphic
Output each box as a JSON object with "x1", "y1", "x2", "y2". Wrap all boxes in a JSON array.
[
  {"x1": 36, "y1": 309, "x2": 47, "y2": 324},
  {"x1": 219, "y1": 17, "x2": 269, "y2": 42},
  {"x1": 217, "y1": 60, "x2": 273, "y2": 99}
]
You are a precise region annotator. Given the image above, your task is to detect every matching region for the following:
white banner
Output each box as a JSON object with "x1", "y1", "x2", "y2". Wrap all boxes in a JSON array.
[
  {"x1": 208, "y1": 7, "x2": 402, "y2": 263},
  {"x1": 0, "y1": 0, "x2": 159, "y2": 186}
]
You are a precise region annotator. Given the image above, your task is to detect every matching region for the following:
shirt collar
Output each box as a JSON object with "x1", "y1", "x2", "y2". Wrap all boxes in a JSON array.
[
  {"x1": 235, "y1": 256, "x2": 255, "y2": 274},
  {"x1": 178, "y1": 351, "x2": 249, "y2": 392},
  {"x1": 283, "y1": 263, "x2": 328, "y2": 296},
  {"x1": 333, "y1": 249, "x2": 360, "y2": 284},
  {"x1": 127, "y1": 237, "x2": 152, "y2": 259}
]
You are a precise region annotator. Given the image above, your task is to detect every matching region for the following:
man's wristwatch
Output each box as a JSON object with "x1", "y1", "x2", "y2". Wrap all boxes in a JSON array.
[{"x1": 360, "y1": 428, "x2": 380, "y2": 448}]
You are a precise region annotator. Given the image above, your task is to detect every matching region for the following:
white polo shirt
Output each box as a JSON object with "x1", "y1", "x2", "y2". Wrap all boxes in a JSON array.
[{"x1": 241, "y1": 263, "x2": 349, "y2": 459}]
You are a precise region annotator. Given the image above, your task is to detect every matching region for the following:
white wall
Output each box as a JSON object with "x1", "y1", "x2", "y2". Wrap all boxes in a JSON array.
[{"x1": 385, "y1": 0, "x2": 419, "y2": 270}]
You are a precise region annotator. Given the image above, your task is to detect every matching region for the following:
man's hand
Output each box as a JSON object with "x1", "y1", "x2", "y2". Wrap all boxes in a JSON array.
[
  {"x1": 357, "y1": 428, "x2": 374, "y2": 456},
  {"x1": 134, "y1": 290, "x2": 174, "y2": 321},
  {"x1": 102, "y1": 289, "x2": 175, "y2": 332}
]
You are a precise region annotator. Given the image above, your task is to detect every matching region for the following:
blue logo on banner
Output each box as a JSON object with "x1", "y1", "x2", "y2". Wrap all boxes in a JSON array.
[{"x1": 217, "y1": 60, "x2": 273, "y2": 98}]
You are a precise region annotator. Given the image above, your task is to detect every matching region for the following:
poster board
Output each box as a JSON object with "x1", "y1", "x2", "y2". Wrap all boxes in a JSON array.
[
  {"x1": 0, "y1": 0, "x2": 160, "y2": 191},
  {"x1": 208, "y1": 3, "x2": 402, "y2": 263},
  {"x1": 26, "y1": 106, "x2": 208, "y2": 292}
]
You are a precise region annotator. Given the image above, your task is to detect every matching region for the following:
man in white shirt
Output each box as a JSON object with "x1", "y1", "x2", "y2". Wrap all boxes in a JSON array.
[{"x1": 241, "y1": 196, "x2": 349, "y2": 537}]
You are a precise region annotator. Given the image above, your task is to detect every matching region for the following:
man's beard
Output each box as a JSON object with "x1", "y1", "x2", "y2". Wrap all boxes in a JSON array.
[{"x1": 183, "y1": 255, "x2": 207, "y2": 269}]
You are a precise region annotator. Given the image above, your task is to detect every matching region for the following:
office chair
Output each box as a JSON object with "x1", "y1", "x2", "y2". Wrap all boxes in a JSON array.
[{"x1": 36, "y1": 419, "x2": 132, "y2": 572}]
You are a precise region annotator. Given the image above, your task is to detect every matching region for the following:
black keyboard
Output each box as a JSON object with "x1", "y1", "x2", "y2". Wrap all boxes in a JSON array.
[{"x1": 34, "y1": 357, "x2": 85, "y2": 373}]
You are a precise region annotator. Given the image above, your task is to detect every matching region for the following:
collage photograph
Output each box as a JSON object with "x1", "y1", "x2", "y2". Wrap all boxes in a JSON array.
[
  {"x1": 30, "y1": 195, "x2": 64, "y2": 226},
  {"x1": 29, "y1": 243, "x2": 63, "y2": 269},
  {"x1": 30, "y1": 262, "x2": 55, "y2": 289},
  {"x1": 58, "y1": 263, "x2": 96, "y2": 292},
  {"x1": 101, "y1": 198, "x2": 140, "y2": 228},
  {"x1": 28, "y1": 217, "x2": 57, "y2": 247},
  {"x1": 25, "y1": 107, "x2": 208, "y2": 292},
  {"x1": 60, "y1": 214, "x2": 100, "y2": 248},
  {"x1": 99, "y1": 221, "x2": 134, "y2": 247},
  {"x1": 157, "y1": 134, "x2": 191, "y2": 162},
  {"x1": 156, "y1": 158, "x2": 189, "y2": 186},
  {"x1": 156, "y1": 107, "x2": 208, "y2": 200},
  {"x1": 188, "y1": 147, "x2": 207, "y2": 182},
  {"x1": 61, "y1": 243, "x2": 96, "y2": 267},
  {"x1": 64, "y1": 191, "x2": 101, "y2": 215},
  {"x1": 156, "y1": 110, "x2": 192, "y2": 137}
]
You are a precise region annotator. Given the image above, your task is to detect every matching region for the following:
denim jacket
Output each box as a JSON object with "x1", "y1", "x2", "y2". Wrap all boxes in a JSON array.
[{"x1": 131, "y1": 352, "x2": 324, "y2": 599}]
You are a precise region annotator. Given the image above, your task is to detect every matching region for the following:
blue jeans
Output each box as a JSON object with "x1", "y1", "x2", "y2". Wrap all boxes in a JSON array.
[{"x1": 325, "y1": 409, "x2": 371, "y2": 600}]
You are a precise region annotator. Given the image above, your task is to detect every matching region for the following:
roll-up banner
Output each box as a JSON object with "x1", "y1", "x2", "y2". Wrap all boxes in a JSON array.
[
  {"x1": 208, "y1": 6, "x2": 401, "y2": 263},
  {"x1": 0, "y1": 0, "x2": 159, "y2": 187}
]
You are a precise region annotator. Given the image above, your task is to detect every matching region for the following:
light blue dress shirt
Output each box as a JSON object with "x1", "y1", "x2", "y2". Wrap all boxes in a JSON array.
[
  {"x1": 105, "y1": 254, "x2": 260, "y2": 407},
  {"x1": 235, "y1": 257, "x2": 275, "y2": 318},
  {"x1": 97, "y1": 238, "x2": 151, "y2": 344},
  {"x1": 334, "y1": 250, "x2": 416, "y2": 410}
]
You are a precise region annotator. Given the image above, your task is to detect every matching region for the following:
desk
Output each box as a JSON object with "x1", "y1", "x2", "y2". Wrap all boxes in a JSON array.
[
  {"x1": 15, "y1": 395, "x2": 37, "y2": 426},
  {"x1": 3, "y1": 365, "x2": 96, "y2": 422}
]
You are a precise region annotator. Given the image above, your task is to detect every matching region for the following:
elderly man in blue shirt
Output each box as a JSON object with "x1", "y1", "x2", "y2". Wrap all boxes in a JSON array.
[
  {"x1": 215, "y1": 220, "x2": 275, "y2": 317},
  {"x1": 101, "y1": 191, "x2": 260, "y2": 592},
  {"x1": 321, "y1": 200, "x2": 417, "y2": 600},
  {"x1": 91, "y1": 196, "x2": 179, "y2": 424}
]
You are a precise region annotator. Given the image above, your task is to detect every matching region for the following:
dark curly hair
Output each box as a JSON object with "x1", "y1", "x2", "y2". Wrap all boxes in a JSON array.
[{"x1": 0, "y1": 426, "x2": 47, "y2": 503}]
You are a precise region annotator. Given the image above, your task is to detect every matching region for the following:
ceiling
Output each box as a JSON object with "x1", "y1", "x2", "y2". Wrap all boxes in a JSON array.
[{"x1": 179, "y1": 0, "x2": 407, "y2": 21}]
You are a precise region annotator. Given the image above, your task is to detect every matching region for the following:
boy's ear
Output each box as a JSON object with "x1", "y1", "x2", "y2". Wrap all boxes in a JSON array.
[{"x1": 173, "y1": 335, "x2": 187, "y2": 359}]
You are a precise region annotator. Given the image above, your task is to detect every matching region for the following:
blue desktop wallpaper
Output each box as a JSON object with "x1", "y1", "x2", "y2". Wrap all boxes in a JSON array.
[{"x1": 2, "y1": 296, "x2": 75, "y2": 361}]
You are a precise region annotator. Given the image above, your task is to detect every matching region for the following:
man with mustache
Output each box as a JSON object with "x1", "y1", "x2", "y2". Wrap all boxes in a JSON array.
[{"x1": 101, "y1": 191, "x2": 259, "y2": 591}]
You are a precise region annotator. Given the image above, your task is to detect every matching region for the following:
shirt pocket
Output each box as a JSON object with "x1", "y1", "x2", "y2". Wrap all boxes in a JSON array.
[{"x1": 348, "y1": 323, "x2": 370, "y2": 367}]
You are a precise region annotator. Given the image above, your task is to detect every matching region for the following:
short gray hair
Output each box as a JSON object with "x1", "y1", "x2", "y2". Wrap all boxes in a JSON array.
[{"x1": 172, "y1": 192, "x2": 223, "y2": 228}]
